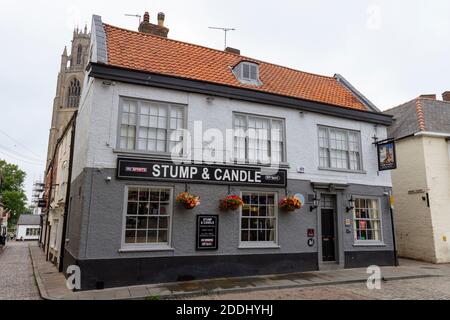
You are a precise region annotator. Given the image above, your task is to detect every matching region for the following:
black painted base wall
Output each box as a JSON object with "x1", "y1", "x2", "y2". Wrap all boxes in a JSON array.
[
  {"x1": 64, "y1": 250, "x2": 318, "y2": 291},
  {"x1": 344, "y1": 250, "x2": 395, "y2": 268}
]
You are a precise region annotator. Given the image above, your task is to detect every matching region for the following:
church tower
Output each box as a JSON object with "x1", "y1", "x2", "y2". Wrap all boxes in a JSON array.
[{"x1": 46, "y1": 26, "x2": 91, "y2": 168}]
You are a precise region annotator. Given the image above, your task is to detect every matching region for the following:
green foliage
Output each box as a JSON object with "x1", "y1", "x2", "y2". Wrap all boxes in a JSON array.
[
  {"x1": 0, "y1": 159, "x2": 28, "y2": 227},
  {"x1": 0, "y1": 159, "x2": 26, "y2": 192}
]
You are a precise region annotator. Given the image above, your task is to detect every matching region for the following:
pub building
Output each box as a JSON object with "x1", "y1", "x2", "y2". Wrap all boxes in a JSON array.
[{"x1": 63, "y1": 12, "x2": 396, "y2": 290}]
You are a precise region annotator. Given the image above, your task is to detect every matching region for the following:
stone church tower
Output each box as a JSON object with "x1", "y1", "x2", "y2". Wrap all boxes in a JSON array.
[{"x1": 46, "y1": 26, "x2": 90, "y2": 168}]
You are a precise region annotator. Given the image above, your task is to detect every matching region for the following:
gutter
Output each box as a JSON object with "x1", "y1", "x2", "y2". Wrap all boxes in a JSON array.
[{"x1": 414, "y1": 131, "x2": 450, "y2": 138}]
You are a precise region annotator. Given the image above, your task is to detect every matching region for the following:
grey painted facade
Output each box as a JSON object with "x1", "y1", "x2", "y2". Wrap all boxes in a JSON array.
[
  {"x1": 67, "y1": 168, "x2": 394, "y2": 260},
  {"x1": 65, "y1": 167, "x2": 394, "y2": 289}
]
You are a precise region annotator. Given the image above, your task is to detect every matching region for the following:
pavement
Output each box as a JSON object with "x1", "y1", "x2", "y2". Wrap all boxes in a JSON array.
[
  {"x1": 23, "y1": 241, "x2": 448, "y2": 300},
  {"x1": 0, "y1": 241, "x2": 41, "y2": 300}
]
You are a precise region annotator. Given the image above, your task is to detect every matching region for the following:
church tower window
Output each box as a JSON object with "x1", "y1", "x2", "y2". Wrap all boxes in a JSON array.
[
  {"x1": 66, "y1": 78, "x2": 81, "y2": 108},
  {"x1": 76, "y1": 44, "x2": 83, "y2": 65}
]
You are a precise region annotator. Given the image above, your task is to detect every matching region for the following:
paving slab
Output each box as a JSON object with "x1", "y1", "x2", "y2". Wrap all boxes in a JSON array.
[{"x1": 28, "y1": 243, "x2": 445, "y2": 300}]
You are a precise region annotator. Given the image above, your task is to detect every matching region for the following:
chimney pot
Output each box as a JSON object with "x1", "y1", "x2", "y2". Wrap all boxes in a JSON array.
[
  {"x1": 419, "y1": 94, "x2": 436, "y2": 100},
  {"x1": 157, "y1": 12, "x2": 165, "y2": 27},
  {"x1": 143, "y1": 12, "x2": 150, "y2": 23},
  {"x1": 442, "y1": 91, "x2": 450, "y2": 102}
]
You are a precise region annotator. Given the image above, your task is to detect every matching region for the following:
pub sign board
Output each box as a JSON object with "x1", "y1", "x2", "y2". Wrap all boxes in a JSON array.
[
  {"x1": 117, "y1": 158, "x2": 287, "y2": 187},
  {"x1": 196, "y1": 215, "x2": 218, "y2": 251},
  {"x1": 377, "y1": 141, "x2": 397, "y2": 171}
]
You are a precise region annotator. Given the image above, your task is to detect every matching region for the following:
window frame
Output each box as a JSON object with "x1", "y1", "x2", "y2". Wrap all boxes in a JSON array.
[
  {"x1": 120, "y1": 185, "x2": 174, "y2": 252},
  {"x1": 116, "y1": 97, "x2": 188, "y2": 157},
  {"x1": 234, "y1": 61, "x2": 261, "y2": 85},
  {"x1": 76, "y1": 44, "x2": 83, "y2": 65},
  {"x1": 233, "y1": 112, "x2": 287, "y2": 165},
  {"x1": 352, "y1": 196, "x2": 384, "y2": 245},
  {"x1": 317, "y1": 125, "x2": 364, "y2": 172},
  {"x1": 239, "y1": 191, "x2": 279, "y2": 248},
  {"x1": 66, "y1": 78, "x2": 81, "y2": 108}
]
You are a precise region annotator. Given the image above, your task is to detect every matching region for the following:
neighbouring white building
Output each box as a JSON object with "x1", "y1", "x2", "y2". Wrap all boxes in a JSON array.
[
  {"x1": 16, "y1": 214, "x2": 41, "y2": 241},
  {"x1": 384, "y1": 93, "x2": 450, "y2": 263}
]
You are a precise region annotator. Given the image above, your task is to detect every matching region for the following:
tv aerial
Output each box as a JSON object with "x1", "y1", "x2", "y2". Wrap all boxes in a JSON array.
[
  {"x1": 208, "y1": 26, "x2": 236, "y2": 49},
  {"x1": 125, "y1": 13, "x2": 142, "y2": 25}
]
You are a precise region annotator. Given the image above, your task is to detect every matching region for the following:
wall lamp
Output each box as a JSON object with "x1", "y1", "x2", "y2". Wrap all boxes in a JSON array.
[
  {"x1": 346, "y1": 195, "x2": 355, "y2": 213},
  {"x1": 309, "y1": 193, "x2": 320, "y2": 212}
]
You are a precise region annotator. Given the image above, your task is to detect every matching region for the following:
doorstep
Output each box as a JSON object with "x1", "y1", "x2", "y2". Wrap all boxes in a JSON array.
[{"x1": 29, "y1": 244, "x2": 445, "y2": 300}]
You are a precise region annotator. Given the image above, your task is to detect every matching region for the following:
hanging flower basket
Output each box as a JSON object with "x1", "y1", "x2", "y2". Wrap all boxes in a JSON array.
[
  {"x1": 279, "y1": 195, "x2": 303, "y2": 212},
  {"x1": 219, "y1": 195, "x2": 244, "y2": 211},
  {"x1": 176, "y1": 192, "x2": 200, "y2": 210}
]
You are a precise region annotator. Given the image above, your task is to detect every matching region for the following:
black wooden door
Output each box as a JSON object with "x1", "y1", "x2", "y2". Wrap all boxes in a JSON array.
[{"x1": 321, "y1": 209, "x2": 336, "y2": 261}]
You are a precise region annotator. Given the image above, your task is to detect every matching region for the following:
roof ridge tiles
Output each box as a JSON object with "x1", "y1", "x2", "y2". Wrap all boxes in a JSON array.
[{"x1": 415, "y1": 98, "x2": 426, "y2": 131}]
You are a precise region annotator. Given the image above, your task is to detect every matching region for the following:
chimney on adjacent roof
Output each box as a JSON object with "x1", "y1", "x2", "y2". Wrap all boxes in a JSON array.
[
  {"x1": 419, "y1": 94, "x2": 437, "y2": 100},
  {"x1": 225, "y1": 47, "x2": 241, "y2": 55},
  {"x1": 138, "y1": 11, "x2": 169, "y2": 38},
  {"x1": 442, "y1": 91, "x2": 450, "y2": 102}
]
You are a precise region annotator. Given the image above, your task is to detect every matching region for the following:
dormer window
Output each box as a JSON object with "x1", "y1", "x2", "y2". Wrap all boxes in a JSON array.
[{"x1": 233, "y1": 61, "x2": 261, "y2": 86}]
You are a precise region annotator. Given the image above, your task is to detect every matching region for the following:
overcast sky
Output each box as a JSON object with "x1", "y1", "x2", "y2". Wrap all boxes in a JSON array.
[{"x1": 1, "y1": 0, "x2": 449, "y2": 203}]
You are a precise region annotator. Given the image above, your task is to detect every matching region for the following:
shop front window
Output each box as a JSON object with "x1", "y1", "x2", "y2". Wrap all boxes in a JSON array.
[
  {"x1": 353, "y1": 197, "x2": 383, "y2": 242},
  {"x1": 123, "y1": 186, "x2": 172, "y2": 248},
  {"x1": 240, "y1": 192, "x2": 277, "y2": 246}
]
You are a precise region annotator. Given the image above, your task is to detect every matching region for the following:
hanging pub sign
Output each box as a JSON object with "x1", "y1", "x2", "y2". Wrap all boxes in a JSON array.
[
  {"x1": 196, "y1": 215, "x2": 218, "y2": 251},
  {"x1": 117, "y1": 158, "x2": 287, "y2": 187},
  {"x1": 377, "y1": 140, "x2": 397, "y2": 171}
]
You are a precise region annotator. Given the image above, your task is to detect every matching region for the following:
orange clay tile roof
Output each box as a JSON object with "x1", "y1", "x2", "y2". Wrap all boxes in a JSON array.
[{"x1": 104, "y1": 24, "x2": 368, "y2": 111}]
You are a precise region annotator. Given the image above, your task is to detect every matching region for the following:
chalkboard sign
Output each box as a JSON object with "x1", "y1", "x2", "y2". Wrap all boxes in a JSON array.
[{"x1": 196, "y1": 215, "x2": 218, "y2": 251}]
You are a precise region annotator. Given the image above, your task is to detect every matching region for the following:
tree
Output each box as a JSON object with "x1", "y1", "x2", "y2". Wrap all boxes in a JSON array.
[{"x1": 0, "y1": 159, "x2": 28, "y2": 227}]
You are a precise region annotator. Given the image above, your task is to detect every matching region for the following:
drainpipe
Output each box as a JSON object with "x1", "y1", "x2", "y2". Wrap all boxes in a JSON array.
[
  {"x1": 58, "y1": 111, "x2": 77, "y2": 272},
  {"x1": 388, "y1": 191, "x2": 399, "y2": 266}
]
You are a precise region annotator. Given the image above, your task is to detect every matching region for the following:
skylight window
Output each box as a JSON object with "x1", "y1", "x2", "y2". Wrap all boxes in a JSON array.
[{"x1": 233, "y1": 61, "x2": 261, "y2": 86}]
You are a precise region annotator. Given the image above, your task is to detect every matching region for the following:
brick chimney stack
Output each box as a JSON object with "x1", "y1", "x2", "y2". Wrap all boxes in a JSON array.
[
  {"x1": 138, "y1": 11, "x2": 169, "y2": 38},
  {"x1": 442, "y1": 91, "x2": 450, "y2": 102},
  {"x1": 419, "y1": 94, "x2": 437, "y2": 100}
]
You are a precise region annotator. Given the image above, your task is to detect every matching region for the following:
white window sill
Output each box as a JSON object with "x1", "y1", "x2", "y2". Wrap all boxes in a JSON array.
[
  {"x1": 318, "y1": 167, "x2": 367, "y2": 174},
  {"x1": 353, "y1": 242, "x2": 386, "y2": 247},
  {"x1": 238, "y1": 243, "x2": 280, "y2": 250},
  {"x1": 119, "y1": 246, "x2": 174, "y2": 253}
]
